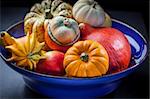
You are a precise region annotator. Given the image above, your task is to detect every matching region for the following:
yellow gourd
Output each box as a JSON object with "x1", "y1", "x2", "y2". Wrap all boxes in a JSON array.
[{"x1": 0, "y1": 31, "x2": 45, "y2": 70}]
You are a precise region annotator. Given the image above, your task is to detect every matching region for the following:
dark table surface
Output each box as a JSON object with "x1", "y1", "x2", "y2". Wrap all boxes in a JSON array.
[{"x1": 0, "y1": 7, "x2": 149, "y2": 98}]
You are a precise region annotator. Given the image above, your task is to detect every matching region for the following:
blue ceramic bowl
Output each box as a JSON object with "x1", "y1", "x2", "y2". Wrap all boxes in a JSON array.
[{"x1": 0, "y1": 19, "x2": 148, "y2": 97}]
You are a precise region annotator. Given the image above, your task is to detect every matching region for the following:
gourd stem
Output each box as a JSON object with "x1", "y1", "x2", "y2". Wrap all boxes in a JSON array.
[
  {"x1": 45, "y1": 9, "x2": 53, "y2": 19},
  {"x1": 92, "y1": 2, "x2": 97, "y2": 8},
  {"x1": 0, "y1": 32, "x2": 5, "y2": 37},
  {"x1": 80, "y1": 52, "x2": 89, "y2": 62}
]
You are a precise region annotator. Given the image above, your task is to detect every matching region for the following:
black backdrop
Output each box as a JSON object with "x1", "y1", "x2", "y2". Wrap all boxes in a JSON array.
[{"x1": 1, "y1": 0, "x2": 149, "y2": 31}]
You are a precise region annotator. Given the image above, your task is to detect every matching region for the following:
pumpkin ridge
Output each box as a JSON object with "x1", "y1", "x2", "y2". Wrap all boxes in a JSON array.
[
  {"x1": 66, "y1": 60, "x2": 81, "y2": 76},
  {"x1": 65, "y1": 59, "x2": 79, "y2": 69},
  {"x1": 89, "y1": 54, "x2": 102, "y2": 58},
  {"x1": 76, "y1": 5, "x2": 89, "y2": 22},
  {"x1": 90, "y1": 61, "x2": 102, "y2": 75},
  {"x1": 32, "y1": 20, "x2": 45, "y2": 42},
  {"x1": 85, "y1": 5, "x2": 93, "y2": 23},
  {"x1": 83, "y1": 40, "x2": 91, "y2": 51},
  {"x1": 51, "y1": 0, "x2": 63, "y2": 14},
  {"x1": 41, "y1": 0, "x2": 52, "y2": 10},
  {"x1": 76, "y1": 62, "x2": 87, "y2": 77},
  {"x1": 95, "y1": 9, "x2": 100, "y2": 25},
  {"x1": 73, "y1": 3, "x2": 85, "y2": 17},
  {"x1": 24, "y1": 18, "x2": 37, "y2": 34},
  {"x1": 85, "y1": 63, "x2": 88, "y2": 77},
  {"x1": 74, "y1": 61, "x2": 83, "y2": 77},
  {"x1": 87, "y1": 61, "x2": 102, "y2": 77},
  {"x1": 30, "y1": 3, "x2": 43, "y2": 14},
  {"x1": 96, "y1": 9, "x2": 105, "y2": 26},
  {"x1": 89, "y1": 48, "x2": 101, "y2": 56},
  {"x1": 66, "y1": 47, "x2": 79, "y2": 55},
  {"x1": 91, "y1": 58, "x2": 107, "y2": 73},
  {"x1": 64, "y1": 55, "x2": 79, "y2": 66},
  {"x1": 57, "y1": 3, "x2": 72, "y2": 12},
  {"x1": 90, "y1": 59, "x2": 106, "y2": 74},
  {"x1": 25, "y1": 12, "x2": 41, "y2": 21},
  {"x1": 88, "y1": 44, "x2": 99, "y2": 52}
]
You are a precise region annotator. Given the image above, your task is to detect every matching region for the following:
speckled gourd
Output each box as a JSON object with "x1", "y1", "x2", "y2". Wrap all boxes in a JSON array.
[{"x1": 24, "y1": 0, "x2": 72, "y2": 42}]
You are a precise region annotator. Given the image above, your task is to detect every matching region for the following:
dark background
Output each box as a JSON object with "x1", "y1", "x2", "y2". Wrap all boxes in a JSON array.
[
  {"x1": 0, "y1": 0, "x2": 149, "y2": 98},
  {"x1": 1, "y1": 0, "x2": 149, "y2": 32}
]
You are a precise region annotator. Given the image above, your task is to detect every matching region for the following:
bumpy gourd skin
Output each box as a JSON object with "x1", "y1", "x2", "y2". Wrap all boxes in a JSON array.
[
  {"x1": 64, "y1": 40, "x2": 109, "y2": 77},
  {"x1": 24, "y1": 0, "x2": 72, "y2": 42},
  {"x1": 0, "y1": 31, "x2": 45, "y2": 70}
]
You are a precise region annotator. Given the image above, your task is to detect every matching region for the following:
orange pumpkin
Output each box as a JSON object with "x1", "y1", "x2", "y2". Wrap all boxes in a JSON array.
[{"x1": 63, "y1": 40, "x2": 109, "y2": 77}]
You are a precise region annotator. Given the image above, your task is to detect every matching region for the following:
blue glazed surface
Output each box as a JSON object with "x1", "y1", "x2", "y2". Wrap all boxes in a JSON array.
[{"x1": 0, "y1": 19, "x2": 148, "y2": 97}]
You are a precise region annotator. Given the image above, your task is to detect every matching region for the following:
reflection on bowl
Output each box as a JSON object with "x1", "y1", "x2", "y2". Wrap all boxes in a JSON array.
[{"x1": 0, "y1": 19, "x2": 148, "y2": 97}]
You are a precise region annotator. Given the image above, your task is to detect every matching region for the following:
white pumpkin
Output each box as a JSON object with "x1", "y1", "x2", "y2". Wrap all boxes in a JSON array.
[
  {"x1": 48, "y1": 16, "x2": 80, "y2": 46},
  {"x1": 101, "y1": 13, "x2": 112, "y2": 27},
  {"x1": 73, "y1": 0, "x2": 105, "y2": 27}
]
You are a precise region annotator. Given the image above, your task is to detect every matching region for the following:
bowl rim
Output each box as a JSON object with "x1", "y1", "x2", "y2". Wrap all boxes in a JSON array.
[{"x1": 0, "y1": 19, "x2": 148, "y2": 80}]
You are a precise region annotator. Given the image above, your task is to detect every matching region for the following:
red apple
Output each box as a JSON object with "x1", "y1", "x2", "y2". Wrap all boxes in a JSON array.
[
  {"x1": 79, "y1": 23, "x2": 131, "y2": 73},
  {"x1": 36, "y1": 51, "x2": 65, "y2": 76}
]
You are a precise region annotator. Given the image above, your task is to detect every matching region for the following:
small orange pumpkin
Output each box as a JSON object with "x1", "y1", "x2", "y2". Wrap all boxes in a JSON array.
[{"x1": 63, "y1": 40, "x2": 109, "y2": 77}]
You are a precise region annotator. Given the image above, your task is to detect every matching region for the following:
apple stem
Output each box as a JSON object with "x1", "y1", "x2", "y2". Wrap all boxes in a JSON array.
[{"x1": 92, "y1": 2, "x2": 97, "y2": 9}]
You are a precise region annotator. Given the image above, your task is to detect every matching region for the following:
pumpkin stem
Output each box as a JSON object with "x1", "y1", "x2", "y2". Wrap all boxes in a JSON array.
[
  {"x1": 45, "y1": 9, "x2": 53, "y2": 19},
  {"x1": 92, "y1": 2, "x2": 97, "y2": 9},
  {"x1": 80, "y1": 52, "x2": 89, "y2": 62}
]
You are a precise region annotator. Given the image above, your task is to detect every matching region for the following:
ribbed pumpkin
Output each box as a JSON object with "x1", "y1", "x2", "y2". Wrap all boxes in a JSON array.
[
  {"x1": 51, "y1": 0, "x2": 72, "y2": 17},
  {"x1": 63, "y1": 40, "x2": 109, "y2": 77},
  {"x1": 101, "y1": 13, "x2": 112, "y2": 27},
  {"x1": 45, "y1": 16, "x2": 80, "y2": 52},
  {"x1": 72, "y1": 0, "x2": 105, "y2": 27},
  {"x1": 24, "y1": 0, "x2": 72, "y2": 42}
]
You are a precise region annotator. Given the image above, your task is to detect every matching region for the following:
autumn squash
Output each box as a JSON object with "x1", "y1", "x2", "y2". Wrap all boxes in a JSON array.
[
  {"x1": 63, "y1": 40, "x2": 109, "y2": 77},
  {"x1": 101, "y1": 13, "x2": 112, "y2": 27},
  {"x1": 51, "y1": 0, "x2": 72, "y2": 18},
  {"x1": 45, "y1": 16, "x2": 80, "y2": 52},
  {"x1": 72, "y1": 0, "x2": 105, "y2": 27},
  {"x1": 0, "y1": 31, "x2": 45, "y2": 70},
  {"x1": 24, "y1": 0, "x2": 72, "y2": 42}
]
